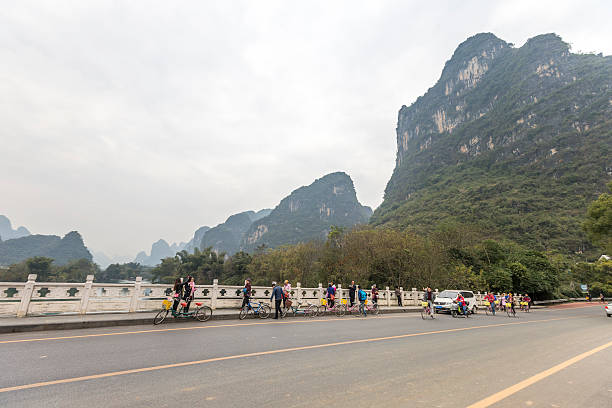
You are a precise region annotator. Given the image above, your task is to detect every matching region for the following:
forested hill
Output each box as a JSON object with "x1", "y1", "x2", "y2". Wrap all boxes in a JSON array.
[
  {"x1": 0, "y1": 231, "x2": 92, "y2": 266},
  {"x1": 242, "y1": 172, "x2": 372, "y2": 251},
  {"x1": 371, "y1": 33, "x2": 612, "y2": 254}
]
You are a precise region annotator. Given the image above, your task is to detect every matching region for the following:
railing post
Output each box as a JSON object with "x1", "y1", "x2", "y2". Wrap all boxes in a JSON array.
[
  {"x1": 17, "y1": 274, "x2": 37, "y2": 317},
  {"x1": 400, "y1": 287, "x2": 404, "y2": 306},
  {"x1": 337, "y1": 284, "x2": 342, "y2": 303},
  {"x1": 296, "y1": 282, "x2": 302, "y2": 303},
  {"x1": 385, "y1": 286, "x2": 391, "y2": 306},
  {"x1": 211, "y1": 279, "x2": 219, "y2": 310},
  {"x1": 411, "y1": 288, "x2": 417, "y2": 306},
  {"x1": 79, "y1": 274, "x2": 95, "y2": 314},
  {"x1": 318, "y1": 283, "x2": 323, "y2": 305},
  {"x1": 128, "y1": 276, "x2": 142, "y2": 313}
]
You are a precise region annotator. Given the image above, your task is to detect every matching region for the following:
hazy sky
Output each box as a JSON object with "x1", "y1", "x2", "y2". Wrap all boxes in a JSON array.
[{"x1": 1, "y1": 1, "x2": 611, "y2": 258}]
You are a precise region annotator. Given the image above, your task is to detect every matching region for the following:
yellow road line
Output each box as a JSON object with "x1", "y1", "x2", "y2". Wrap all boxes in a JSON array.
[
  {"x1": 467, "y1": 340, "x2": 612, "y2": 408},
  {"x1": 0, "y1": 316, "x2": 579, "y2": 394},
  {"x1": 0, "y1": 313, "x2": 419, "y2": 344}
]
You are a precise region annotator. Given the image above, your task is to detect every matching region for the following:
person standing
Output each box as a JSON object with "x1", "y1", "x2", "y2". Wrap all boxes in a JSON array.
[
  {"x1": 600, "y1": 292, "x2": 605, "y2": 303},
  {"x1": 357, "y1": 285, "x2": 367, "y2": 317},
  {"x1": 395, "y1": 287, "x2": 402, "y2": 306},
  {"x1": 371, "y1": 285, "x2": 379, "y2": 305},
  {"x1": 283, "y1": 280, "x2": 291, "y2": 308},
  {"x1": 241, "y1": 278, "x2": 252, "y2": 310},
  {"x1": 270, "y1": 281, "x2": 284, "y2": 319},
  {"x1": 326, "y1": 283, "x2": 336, "y2": 308},
  {"x1": 349, "y1": 281, "x2": 357, "y2": 307}
]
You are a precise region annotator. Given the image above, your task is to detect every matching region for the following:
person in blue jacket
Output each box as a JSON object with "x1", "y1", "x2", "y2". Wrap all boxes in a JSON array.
[{"x1": 270, "y1": 282, "x2": 284, "y2": 319}]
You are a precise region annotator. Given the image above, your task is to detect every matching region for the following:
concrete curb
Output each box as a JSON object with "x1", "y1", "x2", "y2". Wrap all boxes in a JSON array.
[{"x1": 0, "y1": 307, "x2": 420, "y2": 334}]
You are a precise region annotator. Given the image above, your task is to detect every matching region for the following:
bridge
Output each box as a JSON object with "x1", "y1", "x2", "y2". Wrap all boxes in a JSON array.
[
  {"x1": 0, "y1": 299, "x2": 609, "y2": 407},
  {"x1": 2, "y1": 274, "x2": 514, "y2": 317}
]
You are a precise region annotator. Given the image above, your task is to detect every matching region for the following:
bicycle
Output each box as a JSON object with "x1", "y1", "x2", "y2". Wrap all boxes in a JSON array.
[
  {"x1": 153, "y1": 297, "x2": 212, "y2": 325},
  {"x1": 316, "y1": 298, "x2": 347, "y2": 317},
  {"x1": 281, "y1": 301, "x2": 318, "y2": 318},
  {"x1": 239, "y1": 298, "x2": 271, "y2": 319},
  {"x1": 347, "y1": 299, "x2": 379, "y2": 316},
  {"x1": 484, "y1": 301, "x2": 498, "y2": 316},
  {"x1": 506, "y1": 302, "x2": 518, "y2": 318},
  {"x1": 420, "y1": 301, "x2": 434, "y2": 319},
  {"x1": 520, "y1": 301, "x2": 530, "y2": 313}
]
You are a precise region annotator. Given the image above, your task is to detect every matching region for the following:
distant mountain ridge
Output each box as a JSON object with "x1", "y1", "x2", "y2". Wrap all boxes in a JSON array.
[
  {"x1": 132, "y1": 172, "x2": 371, "y2": 265},
  {"x1": 242, "y1": 172, "x2": 372, "y2": 251},
  {"x1": 0, "y1": 231, "x2": 92, "y2": 266},
  {"x1": 0, "y1": 215, "x2": 30, "y2": 241},
  {"x1": 371, "y1": 33, "x2": 612, "y2": 253}
]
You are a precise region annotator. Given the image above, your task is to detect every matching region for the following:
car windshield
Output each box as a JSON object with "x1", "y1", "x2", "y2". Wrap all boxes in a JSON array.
[{"x1": 438, "y1": 291, "x2": 459, "y2": 298}]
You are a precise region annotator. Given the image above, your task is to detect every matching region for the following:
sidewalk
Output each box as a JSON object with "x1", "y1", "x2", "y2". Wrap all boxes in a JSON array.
[{"x1": 0, "y1": 306, "x2": 420, "y2": 333}]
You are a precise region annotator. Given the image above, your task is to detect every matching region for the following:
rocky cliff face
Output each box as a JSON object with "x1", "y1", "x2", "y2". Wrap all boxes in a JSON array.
[
  {"x1": 0, "y1": 231, "x2": 92, "y2": 266},
  {"x1": 372, "y1": 33, "x2": 612, "y2": 253},
  {"x1": 242, "y1": 172, "x2": 372, "y2": 251},
  {"x1": 0, "y1": 215, "x2": 30, "y2": 241}
]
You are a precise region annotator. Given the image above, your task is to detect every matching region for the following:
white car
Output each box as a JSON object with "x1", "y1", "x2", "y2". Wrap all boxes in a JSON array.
[
  {"x1": 433, "y1": 290, "x2": 478, "y2": 314},
  {"x1": 606, "y1": 303, "x2": 612, "y2": 317}
]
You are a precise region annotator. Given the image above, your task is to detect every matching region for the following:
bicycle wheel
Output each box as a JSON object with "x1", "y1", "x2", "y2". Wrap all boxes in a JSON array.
[
  {"x1": 153, "y1": 309, "x2": 168, "y2": 325},
  {"x1": 485, "y1": 306, "x2": 490, "y2": 316},
  {"x1": 305, "y1": 304, "x2": 317, "y2": 318},
  {"x1": 239, "y1": 306, "x2": 249, "y2": 320},
  {"x1": 372, "y1": 303, "x2": 380, "y2": 315},
  {"x1": 259, "y1": 305, "x2": 271, "y2": 319},
  {"x1": 421, "y1": 308, "x2": 426, "y2": 320},
  {"x1": 525, "y1": 304, "x2": 530, "y2": 313},
  {"x1": 194, "y1": 306, "x2": 212, "y2": 322},
  {"x1": 335, "y1": 304, "x2": 346, "y2": 317},
  {"x1": 451, "y1": 309, "x2": 457, "y2": 318}
]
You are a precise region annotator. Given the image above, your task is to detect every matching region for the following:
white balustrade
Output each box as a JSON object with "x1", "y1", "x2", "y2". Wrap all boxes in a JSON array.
[{"x1": 0, "y1": 275, "x2": 506, "y2": 317}]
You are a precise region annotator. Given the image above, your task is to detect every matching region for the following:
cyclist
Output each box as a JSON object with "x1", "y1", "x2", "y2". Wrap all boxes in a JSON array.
[
  {"x1": 508, "y1": 293, "x2": 516, "y2": 314},
  {"x1": 357, "y1": 285, "x2": 367, "y2": 317},
  {"x1": 182, "y1": 276, "x2": 195, "y2": 313},
  {"x1": 455, "y1": 292, "x2": 467, "y2": 316},
  {"x1": 423, "y1": 287, "x2": 435, "y2": 317},
  {"x1": 484, "y1": 292, "x2": 496, "y2": 315},
  {"x1": 501, "y1": 293, "x2": 507, "y2": 311},
  {"x1": 523, "y1": 293, "x2": 531, "y2": 310},
  {"x1": 241, "y1": 278, "x2": 252, "y2": 310},
  {"x1": 172, "y1": 277, "x2": 183, "y2": 311}
]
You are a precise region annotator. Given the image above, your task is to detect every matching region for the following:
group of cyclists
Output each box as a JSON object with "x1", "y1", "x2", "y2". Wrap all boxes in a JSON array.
[
  {"x1": 170, "y1": 276, "x2": 533, "y2": 320},
  {"x1": 483, "y1": 292, "x2": 531, "y2": 316}
]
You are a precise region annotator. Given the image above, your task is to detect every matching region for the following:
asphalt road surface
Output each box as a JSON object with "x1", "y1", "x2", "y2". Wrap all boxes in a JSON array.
[{"x1": 0, "y1": 304, "x2": 610, "y2": 407}]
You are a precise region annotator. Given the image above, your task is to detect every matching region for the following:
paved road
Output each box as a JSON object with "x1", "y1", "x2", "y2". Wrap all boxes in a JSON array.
[{"x1": 0, "y1": 305, "x2": 610, "y2": 407}]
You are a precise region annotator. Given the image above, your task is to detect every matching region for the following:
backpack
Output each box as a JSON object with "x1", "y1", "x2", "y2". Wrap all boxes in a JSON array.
[{"x1": 358, "y1": 290, "x2": 367, "y2": 301}]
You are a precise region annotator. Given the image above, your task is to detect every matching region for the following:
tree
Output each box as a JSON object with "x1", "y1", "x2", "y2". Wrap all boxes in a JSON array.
[{"x1": 584, "y1": 182, "x2": 612, "y2": 254}]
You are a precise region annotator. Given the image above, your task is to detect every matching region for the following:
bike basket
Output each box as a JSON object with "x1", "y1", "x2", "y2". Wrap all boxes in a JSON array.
[
  {"x1": 421, "y1": 302, "x2": 428, "y2": 307},
  {"x1": 320, "y1": 298, "x2": 327, "y2": 305},
  {"x1": 520, "y1": 302, "x2": 528, "y2": 306},
  {"x1": 162, "y1": 299, "x2": 172, "y2": 310},
  {"x1": 494, "y1": 301, "x2": 499, "y2": 304},
  {"x1": 341, "y1": 299, "x2": 347, "y2": 305},
  {"x1": 365, "y1": 300, "x2": 368, "y2": 305}
]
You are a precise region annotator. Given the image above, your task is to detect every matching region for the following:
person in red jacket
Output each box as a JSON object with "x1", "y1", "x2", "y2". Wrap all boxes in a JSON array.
[
  {"x1": 484, "y1": 292, "x2": 496, "y2": 315},
  {"x1": 455, "y1": 293, "x2": 467, "y2": 316}
]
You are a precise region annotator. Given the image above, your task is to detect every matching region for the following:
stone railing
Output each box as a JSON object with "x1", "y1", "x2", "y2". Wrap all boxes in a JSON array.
[{"x1": 0, "y1": 275, "x2": 513, "y2": 317}]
